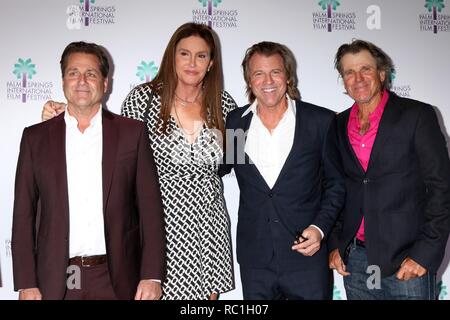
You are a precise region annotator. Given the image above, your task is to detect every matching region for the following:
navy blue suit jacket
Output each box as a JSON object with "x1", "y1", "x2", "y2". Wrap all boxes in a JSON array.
[
  {"x1": 328, "y1": 93, "x2": 450, "y2": 277},
  {"x1": 220, "y1": 100, "x2": 345, "y2": 271}
]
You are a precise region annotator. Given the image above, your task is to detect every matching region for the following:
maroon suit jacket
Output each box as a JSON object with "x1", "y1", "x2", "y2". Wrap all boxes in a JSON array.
[{"x1": 12, "y1": 109, "x2": 166, "y2": 299}]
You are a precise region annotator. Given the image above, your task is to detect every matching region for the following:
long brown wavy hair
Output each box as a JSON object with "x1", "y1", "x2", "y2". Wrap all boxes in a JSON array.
[{"x1": 148, "y1": 22, "x2": 225, "y2": 137}]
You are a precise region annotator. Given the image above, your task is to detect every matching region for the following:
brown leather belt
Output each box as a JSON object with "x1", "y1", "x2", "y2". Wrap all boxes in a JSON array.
[{"x1": 69, "y1": 255, "x2": 107, "y2": 267}]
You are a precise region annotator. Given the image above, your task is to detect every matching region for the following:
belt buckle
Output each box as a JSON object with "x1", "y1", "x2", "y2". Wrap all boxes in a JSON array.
[{"x1": 81, "y1": 256, "x2": 91, "y2": 267}]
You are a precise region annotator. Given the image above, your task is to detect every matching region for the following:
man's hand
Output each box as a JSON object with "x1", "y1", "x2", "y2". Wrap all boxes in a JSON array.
[
  {"x1": 291, "y1": 226, "x2": 322, "y2": 256},
  {"x1": 41, "y1": 100, "x2": 66, "y2": 121},
  {"x1": 396, "y1": 257, "x2": 427, "y2": 281},
  {"x1": 19, "y1": 288, "x2": 42, "y2": 300},
  {"x1": 329, "y1": 248, "x2": 351, "y2": 276},
  {"x1": 134, "y1": 280, "x2": 162, "y2": 300}
]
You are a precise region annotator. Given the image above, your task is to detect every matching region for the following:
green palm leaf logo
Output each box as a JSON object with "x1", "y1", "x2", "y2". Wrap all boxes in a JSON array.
[
  {"x1": 425, "y1": 0, "x2": 445, "y2": 33},
  {"x1": 425, "y1": 0, "x2": 445, "y2": 12},
  {"x1": 13, "y1": 58, "x2": 36, "y2": 103},
  {"x1": 136, "y1": 61, "x2": 158, "y2": 82},
  {"x1": 389, "y1": 70, "x2": 396, "y2": 83},
  {"x1": 199, "y1": 0, "x2": 222, "y2": 28},
  {"x1": 318, "y1": 0, "x2": 340, "y2": 32},
  {"x1": 80, "y1": 0, "x2": 95, "y2": 10},
  {"x1": 332, "y1": 285, "x2": 342, "y2": 300},
  {"x1": 438, "y1": 281, "x2": 448, "y2": 300},
  {"x1": 318, "y1": 0, "x2": 340, "y2": 10},
  {"x1": 199, "y1": 0, "x2": 222, "y2": 7}
]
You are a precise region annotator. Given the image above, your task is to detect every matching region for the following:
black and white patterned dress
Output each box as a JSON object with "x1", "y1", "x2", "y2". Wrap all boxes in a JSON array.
[{"x1": 121, "y1": 84, "x2": 236, "y2": 299}]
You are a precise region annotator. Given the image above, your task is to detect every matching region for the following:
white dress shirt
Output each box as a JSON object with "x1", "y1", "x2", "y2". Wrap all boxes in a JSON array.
[
  {"x1": 65, "y1": 107, "x2": 106, "y2": 258},
  {"x1": 244, "y1": 96, "x2": 296, "y2": 189},
  {"x1": 243, "y1": 96, "x2": 324, "y2": 239}
]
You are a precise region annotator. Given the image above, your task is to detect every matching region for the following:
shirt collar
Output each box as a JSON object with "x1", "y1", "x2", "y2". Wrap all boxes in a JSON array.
[
  {"x1": 241, "y1": 94, "x2": 296, "y2": 118},
  {"x1": 369, "y1": 89, "x2": 389, "y2": 120},
  {"x1": 65, "y1": 105, "x2": 103, "y2": 130}
]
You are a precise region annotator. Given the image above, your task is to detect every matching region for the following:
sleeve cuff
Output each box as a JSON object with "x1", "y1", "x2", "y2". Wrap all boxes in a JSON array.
[
  {"x1": 149, "y1": 279, "x2": 161, "y2": 283},
  {"x1": 310, "y1": 224, "x2": 324, "y2": 240}
]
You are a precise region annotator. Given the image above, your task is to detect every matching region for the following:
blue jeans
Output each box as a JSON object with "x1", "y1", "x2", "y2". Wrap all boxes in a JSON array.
[{"x1": 343, "y1": 242, "x2": 436, "y2": 300}]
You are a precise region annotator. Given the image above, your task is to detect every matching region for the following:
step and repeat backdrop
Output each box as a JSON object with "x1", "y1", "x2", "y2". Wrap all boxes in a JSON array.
[{"x1": 1, "y1": 0, "x2": 449, "y2": 300}]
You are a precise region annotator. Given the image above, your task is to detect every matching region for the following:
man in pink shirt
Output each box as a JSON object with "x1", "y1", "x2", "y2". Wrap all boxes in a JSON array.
[{"x1": 328, "y1": 39, "x2": 450, "y2": 299}]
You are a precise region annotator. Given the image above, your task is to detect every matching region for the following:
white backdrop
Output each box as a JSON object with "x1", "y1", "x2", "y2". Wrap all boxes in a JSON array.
[{"x1": 1, "y1": 0, "x2": 449, "y2": 300}]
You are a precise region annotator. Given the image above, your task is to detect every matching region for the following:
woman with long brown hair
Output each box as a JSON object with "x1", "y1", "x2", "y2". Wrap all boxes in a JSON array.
[{"x1": 41, "y1": 22, "x2": 236, "y2": 300}]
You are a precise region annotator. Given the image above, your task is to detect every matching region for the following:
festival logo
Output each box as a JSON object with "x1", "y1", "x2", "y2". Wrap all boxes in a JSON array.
[
  {"x1": 67, "y1": 0, "x2": 116, "y2": 30},
  {"x1": 390, "y1": 71, "x2": 411, "y2": 98},
  {"x1": 438, "y1": 281, "x2": 448, "y2": 300},
  {"x1": 420, "y1": 0, "x2": 449, "y2": 33},
  {"x1": 7, "y1": 58, "x2": 53, "y2": 103},
  {"x1": 193, "y1": 0, "x2": 238, "y2": 28},
  {"x1": 312, "y1": 0, "x2": 356, "y2": 32},
  {"x1": 332, "y1": 285, "x2": 342, "y2": 300},
  {"x1": 130, "y1": 60, "x2": 159, "y2": 90}
]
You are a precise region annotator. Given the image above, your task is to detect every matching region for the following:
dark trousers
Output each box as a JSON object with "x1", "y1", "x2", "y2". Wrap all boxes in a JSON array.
[
  {"x1": 64, "y1": 263, "x2": 117, "y2": 300},
  {"x1": 240, "y1": 255, "x2": 331, "y2": 300}
]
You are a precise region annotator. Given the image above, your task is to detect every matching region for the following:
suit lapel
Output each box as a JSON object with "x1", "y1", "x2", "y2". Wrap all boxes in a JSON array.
[
  {"x1": 240, "y1": 109, "x2": 253, "y2": 137},
  {"x1": 366, "y1": 94, "x2": 399, "y2": 172},
  {"x1": 102, "y1": 109, "x2": 119, "y2": 212},
  {"x1": 237, "y1": 110, "x2": 271, "y2": 191},
  {"x1": 272, "y1": 100, "x2": 301, "y2": 187},
  {"x1": 48, "y1": 113, "x2": 70, "y2": 223},
  {"x1": 245, "y1": 155, "x2": 270, "y2": 191}
]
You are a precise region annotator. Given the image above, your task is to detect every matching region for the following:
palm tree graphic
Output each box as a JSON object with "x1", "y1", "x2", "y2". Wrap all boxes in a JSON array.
[
  {"x1": 389, "y1": 70, "x2": 396, "y2": 84},
  {"x1": 80, "y1": 0, "x2": 95, "y2": 26},
  {"x1": 425, "y1": 0, "x2": 445, "y2": 33},
  {"x1": 332, "y1": 285, "x2": 342, "y2": 300},
  {"x1": 13, "y1": 58, "x2": 36, "y2": 103},
  {"x1": 318, "y1": 0, "x2": 340, "y2": 32},
  {"x1": 136, "y1": 61, "x2": 158, "y2": 83},
  {"x1": 199, "y1": 0, "x2": 222, "y2": 28},
  {"x1": 438, "y1": 281, "x2": 448, "y2": 300}
]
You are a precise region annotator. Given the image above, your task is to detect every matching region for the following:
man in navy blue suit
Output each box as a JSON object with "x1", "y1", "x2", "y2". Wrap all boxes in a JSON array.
[
  {"x1": 220, "y1": 42, "x2": 345, "y2": 299},
  {"x1": 328, "y1": 39, "x2": 450, "y2": 299}
]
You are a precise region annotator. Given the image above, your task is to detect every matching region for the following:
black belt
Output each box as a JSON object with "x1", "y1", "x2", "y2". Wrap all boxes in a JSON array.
[{"x1": 354, "y1": 238, "x2": 365, "y2": 248}]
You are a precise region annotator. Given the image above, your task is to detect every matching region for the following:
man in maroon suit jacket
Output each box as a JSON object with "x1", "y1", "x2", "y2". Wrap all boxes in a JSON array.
[{"x1": 12, "y1": 41, "x2": 165, "y2": 300}]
